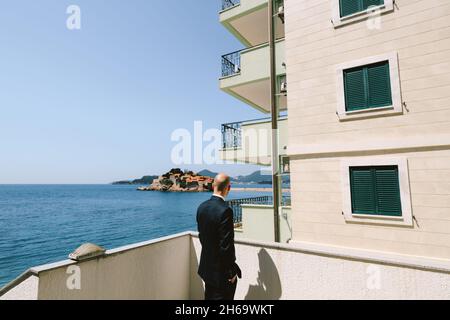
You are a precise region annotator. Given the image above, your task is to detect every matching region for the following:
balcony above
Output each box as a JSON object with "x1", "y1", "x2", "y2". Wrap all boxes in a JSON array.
[
  {"x1": 220, "y1": 116, "x2": 288, "y2": 165},
  {"x1": 220, "y1": 39, "x2": 286, "y2": 113},
  {"x1": 220, "y1": 0, "x2": 285, "y2": 47}
]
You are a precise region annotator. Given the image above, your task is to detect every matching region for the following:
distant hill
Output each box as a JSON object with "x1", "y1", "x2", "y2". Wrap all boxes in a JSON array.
[
  {"x1": 197, "y1": 169, "x2": 218, "y2": 178},
  {"x1": 112, "y1": 175, "x2": 158, "y2": 185},
  {"x1": 234, "y1": 170, "x2": 290, "y2": 184}
]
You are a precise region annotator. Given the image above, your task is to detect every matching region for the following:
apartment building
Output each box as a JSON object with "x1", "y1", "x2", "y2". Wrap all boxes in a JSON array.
[
  {"x1": 220, "y1": 0, "x2": 450, "y2": 261},
  {"x1": 285, "y1": 0, "x2": 450, "y2": 261}
]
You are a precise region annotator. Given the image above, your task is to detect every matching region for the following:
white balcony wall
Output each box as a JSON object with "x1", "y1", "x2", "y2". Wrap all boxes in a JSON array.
[
  {"x1": 220, "y1": 0, "x2": 284, "y2": 47},
  {"x1": 191, "y1": 235, "x2": 450, "y2": 300},
  {"x1": 1, "y1": 233, "x2": 192, "y2": 300},
  {"x1": 2, "y1": 232, "x2": 450, "y2": 300},
  {"x1": 238, "y1": 205, "x2": 292, "y2": 243},
  {"x1": 221, "y1": 40, "x2": 285, "y2": 88}
]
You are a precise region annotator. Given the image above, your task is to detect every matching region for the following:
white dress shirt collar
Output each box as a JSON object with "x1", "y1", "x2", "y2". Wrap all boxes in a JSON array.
[{"x1": 212, "y1": 194, "x2": 225, "y2": 201}]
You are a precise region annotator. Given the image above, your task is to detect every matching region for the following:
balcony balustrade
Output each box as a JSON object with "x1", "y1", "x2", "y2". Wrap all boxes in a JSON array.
[
  {"x1": 221, "y1": 50, "x2": 241, "y2": 78},
  {"x1": 221, "y1": 121, "x2": 242, "y2": 149},
  {"x1": 226, "y1": 195, "x2": 291, "y2": 224},
  {"x1": 221, "y1": 0, "x2": 240, "y2": 11}
]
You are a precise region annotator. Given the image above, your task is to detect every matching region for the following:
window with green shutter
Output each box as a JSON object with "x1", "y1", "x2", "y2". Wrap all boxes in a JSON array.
[
  {"x1": 340, "y1": 0, "x2": 384, "y2": 18},
  {"x1": 350, "y1": 166, "x2": 402, "y2": 216},
  {"x1": 344, "y1": 61, "x2": 392, "y2": 112}
]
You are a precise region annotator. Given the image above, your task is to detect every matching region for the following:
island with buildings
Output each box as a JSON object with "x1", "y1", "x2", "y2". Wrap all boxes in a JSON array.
[{"x1": 137, "y1": 168, "x2": 214, "y2": 192}]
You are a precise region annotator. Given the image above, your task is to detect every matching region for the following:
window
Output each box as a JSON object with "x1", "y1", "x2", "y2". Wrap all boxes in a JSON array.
[
  {"x1": 350, "y1": 166, "x2": 401, "y2": 216},
  {"x1": 344, "y1": 61, "x2": 392, "y2": 112},
  {"x1": 336, "y1": 52, "x2": 402, "y2": 120},
  {"x1": 331, "y1": 0, "x2": 394, "y2": 28},
  {"x1": 341, "y1": 157, "x2": 412, "y2": 226},
  {"x1": 340, "y1": 0, "x2": 384, "y2": 18},
  {"x1": 278, "y1": 74, "x2": 287, "y2": 94},
  {"x1": 280, "y1": 156, "x2": 290, "y2": 174}
]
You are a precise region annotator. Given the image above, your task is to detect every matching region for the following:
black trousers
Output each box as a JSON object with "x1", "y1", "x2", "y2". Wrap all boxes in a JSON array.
[{"x1": 205, "y1": 280, "x2": 237, "y2": 300}]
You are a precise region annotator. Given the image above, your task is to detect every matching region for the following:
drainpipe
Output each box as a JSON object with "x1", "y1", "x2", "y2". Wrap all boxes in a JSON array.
[{"x1": 269, "y1": 0, "x2": 281, "y2": 243}]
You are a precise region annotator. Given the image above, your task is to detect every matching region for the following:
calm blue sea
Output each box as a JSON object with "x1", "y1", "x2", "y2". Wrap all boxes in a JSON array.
[{"x1": 0, "y1": 184, "x2": 271, "y2": 287}]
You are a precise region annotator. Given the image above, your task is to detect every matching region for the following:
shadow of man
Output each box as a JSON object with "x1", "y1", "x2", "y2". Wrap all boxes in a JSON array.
[{"x1": 244, "y1": 248, "x2": 282, "y2": 300}]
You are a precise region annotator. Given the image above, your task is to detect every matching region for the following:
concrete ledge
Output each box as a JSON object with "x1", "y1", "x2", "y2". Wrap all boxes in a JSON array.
[
  {"x1": 191, "y1": 232, "x2": 450, "y2": 274},
  {"x1": 288, "y1": 140, "x2": 450, "y2": 160}
]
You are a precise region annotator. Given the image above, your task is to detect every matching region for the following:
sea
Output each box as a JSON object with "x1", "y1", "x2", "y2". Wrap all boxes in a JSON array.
[{"x1": 0, "y1": 184, "x2": 272, "y2": 287}]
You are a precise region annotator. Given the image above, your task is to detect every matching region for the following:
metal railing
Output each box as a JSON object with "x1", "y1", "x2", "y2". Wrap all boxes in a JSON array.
[
  {"x1": 221, "y1": 50, "x2": 241, "y2": 77},
  {"x1": 226, "y1": 195, "x2": 291, "y2": 224},
  {"x1": 221, "y1": 121, "x2": 242, "y2": 149},
  {"x1": 226, "y1": 196, "x2": 272, "y2": 224},
  {"x1": 221, "y1": 0, "x2": 240, "y2": 11},
  {"x1": 221, "y1": 116, "x2": 288, "y2": 150}
]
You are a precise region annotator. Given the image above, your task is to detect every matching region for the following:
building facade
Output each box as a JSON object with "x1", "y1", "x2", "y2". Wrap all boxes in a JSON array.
[
  {"x1": 286, "y1": 0, "x2": 450, "y2": 260},
  {"x1": 220, "y1": 0, "x2": 450, "y2": 261}
]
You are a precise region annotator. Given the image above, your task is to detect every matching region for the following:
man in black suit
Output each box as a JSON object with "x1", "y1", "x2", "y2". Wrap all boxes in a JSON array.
[{"x1": 197, "y1": 173, "x2": 242, "y2": 300}]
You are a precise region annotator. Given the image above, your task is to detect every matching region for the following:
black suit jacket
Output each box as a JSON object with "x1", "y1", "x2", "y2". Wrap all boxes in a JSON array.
[{"x1": 197, "y1": 196, "x2": 242, "y2": 288}]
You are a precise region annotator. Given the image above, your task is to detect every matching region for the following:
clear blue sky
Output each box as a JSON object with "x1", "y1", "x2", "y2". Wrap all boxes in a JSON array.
[{"x1": 0, "y1": 0, "x2": 264, "y2": 184}]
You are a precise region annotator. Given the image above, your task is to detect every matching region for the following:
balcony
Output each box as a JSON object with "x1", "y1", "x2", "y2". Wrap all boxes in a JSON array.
[
  {"x1": 226, "y1": 195, "x2": 290, "y2": 223},
  {"x1": 220, "y1": 116, "x2": 288, "y2": 165},
  {"x1": 2, "y1": 231, "x2": 449, "y2": 299},
  {"x1": 220, "y1": 0, "x2": 285, "y2": 47},
  {"x1": 220, "y1": 39, "x2": 286, "y2": 113},
  {"x1": 227, "y1": 196, "x2": 292, "y2": 243}
]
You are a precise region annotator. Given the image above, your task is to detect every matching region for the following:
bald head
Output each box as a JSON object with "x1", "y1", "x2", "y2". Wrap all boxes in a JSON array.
[{"x1": 213, "y1": 173, "x2": 231, "y2": 196}]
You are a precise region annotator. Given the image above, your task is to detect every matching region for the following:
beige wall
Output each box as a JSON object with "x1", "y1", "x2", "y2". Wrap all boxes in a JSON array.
[
  {"x1": 285, "y1": 0, "x2": 450, "y2": 259},
  {"x1": 290, "y1": 150, "x2": 450, "y2": 259},
  {"x1": 286, "y1": 0, "x2": 450, "y2": 155}
]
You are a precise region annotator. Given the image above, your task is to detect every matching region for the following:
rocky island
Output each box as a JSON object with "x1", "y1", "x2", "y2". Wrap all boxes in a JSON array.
[{"x1": 137, "y1": 168, "x2": 213, "y2": 192}]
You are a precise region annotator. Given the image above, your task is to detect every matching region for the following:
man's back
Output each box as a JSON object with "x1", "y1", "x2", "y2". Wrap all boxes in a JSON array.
[{"x1": 197, "y1": 196, "x2": 241, "y2": 291}]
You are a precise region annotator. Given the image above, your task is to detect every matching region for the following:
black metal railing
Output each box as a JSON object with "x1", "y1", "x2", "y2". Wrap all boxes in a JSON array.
[
  {"x1": 221, "y1": 116, "x2": 288, "y2": 150},
  {"x1": 226, "y1": 195, "x2": 292, "y2": 224},
  {"x1": 221, "y1": 50, "x2": 241, "y2": 77},
  {"x1": 221, "y1": 121, "x2": 242, "y2": 149},
  {"x1": 221, "y1": 0, "x2": 240, "y2": 11}
]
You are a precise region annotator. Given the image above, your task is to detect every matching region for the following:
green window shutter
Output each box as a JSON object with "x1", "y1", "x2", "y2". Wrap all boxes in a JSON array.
[
  {"x1": 343, "y1": 61, "x2": 392, "y2": 111},
  {"x1": 350, "y1": 167, "x2": 376, "y2": 214},
  {"x1": 363, "y1": 0, "x2": 384, "y2": 9},
  {"x1": 375, "y1": 166, "x2": 402, "y2": 216},
  {"x1": 350, "y1": 166, "x2": 402, "y2": 216},
  {"x1": 344, "y1": 68, "x2": 367, "y2": 111},
  {"x1": 340, "y1": 0, "x2": 383, "y2": 18},
  {"x1": 367, "y1": 62, "x2": 392, "y2": 108},
  {"x1": 340, "y1": 0, "x2": 362, "y2": 17}
]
